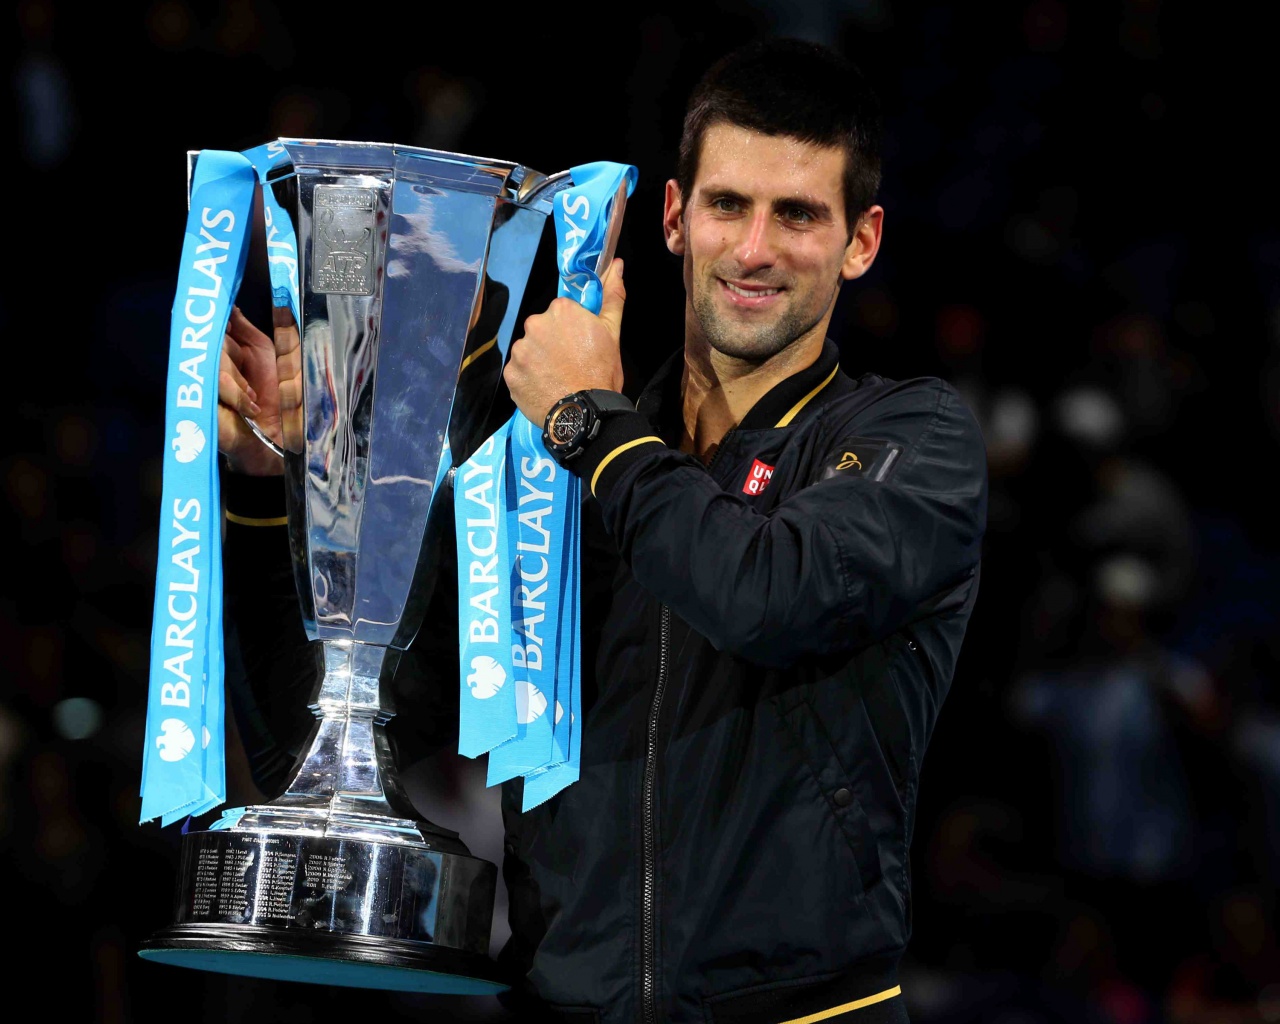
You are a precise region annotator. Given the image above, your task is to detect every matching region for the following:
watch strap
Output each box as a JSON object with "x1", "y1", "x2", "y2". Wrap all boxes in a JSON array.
[{"x1": 581, "y1": 389, "x2": 635, "y2": 417}]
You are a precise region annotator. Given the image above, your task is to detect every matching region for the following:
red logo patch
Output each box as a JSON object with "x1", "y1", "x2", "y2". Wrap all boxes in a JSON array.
[{"x1": 743, "y1": 459, "x2": 775, "y2": 496}]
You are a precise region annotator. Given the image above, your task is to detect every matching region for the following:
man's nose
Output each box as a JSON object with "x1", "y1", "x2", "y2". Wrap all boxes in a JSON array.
[{"x1": 732, "y1": 210, "x2": 778, "y2": 272}]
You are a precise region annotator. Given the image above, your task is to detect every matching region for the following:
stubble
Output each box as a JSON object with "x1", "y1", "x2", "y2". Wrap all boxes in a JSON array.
[{"x1": 689, "y1": 267, "x2": 839, "y2": 364}]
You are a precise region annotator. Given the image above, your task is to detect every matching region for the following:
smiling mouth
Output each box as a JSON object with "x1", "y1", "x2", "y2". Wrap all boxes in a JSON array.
[{"x1": 721, "y1": 280, "x2": 783, "y2": 299}]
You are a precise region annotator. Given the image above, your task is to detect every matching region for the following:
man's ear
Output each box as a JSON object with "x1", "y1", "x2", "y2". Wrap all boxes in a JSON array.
[
  {"x1": 841, "y1": 205, "x2": 884, "y2": 281},
  {"x1": 663, "y1": 179, "x2": 686, "y2": 256}
]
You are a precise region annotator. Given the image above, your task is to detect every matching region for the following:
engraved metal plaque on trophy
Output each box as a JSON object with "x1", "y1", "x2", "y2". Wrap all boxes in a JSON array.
[{"x1": 138, "y1": 140, "x2": 593, "y2": 993}]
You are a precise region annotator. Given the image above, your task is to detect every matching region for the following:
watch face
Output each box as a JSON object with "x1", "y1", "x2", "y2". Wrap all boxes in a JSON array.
[{"x1": 549, "y1": 402, "x2": 586, "y2": 445}]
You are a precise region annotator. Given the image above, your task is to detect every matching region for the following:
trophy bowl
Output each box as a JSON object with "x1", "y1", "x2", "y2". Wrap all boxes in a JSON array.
[{"x1": 139, "y1": 139, "x2": 579, "y2": 992}]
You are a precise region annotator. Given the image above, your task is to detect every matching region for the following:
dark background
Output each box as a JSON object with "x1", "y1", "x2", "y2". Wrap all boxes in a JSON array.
[{"x1": 6, "y1": 1, "x2": 1280, "y2": 1021}]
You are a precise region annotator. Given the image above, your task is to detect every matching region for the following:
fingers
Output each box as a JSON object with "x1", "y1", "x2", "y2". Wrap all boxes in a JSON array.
[
  {"x1": 219, "y1": 349, "x2": 261, "y2": 418},
  {"x1": 217, "y1": 405, "x2": 244, "y2": 454},
  {"x1": 277, "y1": 375, "x2": 303, "y2": 415},
  {"x1": 598, "y1": 258, "x2": 626, "y2": 337},
  {"x1": 218, "y1": 405, "x2": 285, "y2": 475},
  {"x1": 227, "y1": 306, "x2": 273, "y2": 349},
  {"x1": 221, "y1": 369, "x2": 260, "y2": 418},
  {"x1": 220, "y1": 347, "x2": 254, "y2": 401},
  {"x1": 272, "y1": 321, "x2": 301, "y2": 359}
]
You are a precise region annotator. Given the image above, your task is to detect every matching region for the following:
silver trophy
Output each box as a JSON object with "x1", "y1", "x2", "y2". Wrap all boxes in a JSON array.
[{"x1": 139, "y1": 140, "x2": 623, "y2": 992}]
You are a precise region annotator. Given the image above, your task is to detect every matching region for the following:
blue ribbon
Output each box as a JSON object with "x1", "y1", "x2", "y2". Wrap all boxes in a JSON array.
[
  {"x1": 141, "y1": 150, "x2": 256, "y2": 825},
  {"x1": 553, "y1": 161, "x2": 639, "y2": 315},
  {"x1": 241, "y1": 141, "x2": 300, "y2": 321},
  {"x1": 142, "y1": 141, "x2": 304, "y2": 828},
  {"x1": 455, "y1": 423, "x2": 519, "y2": 755},
  {"x1": 521, "y1": 489, "x2": 580, "y2": 809},
  {"x1": 484, "y1": 414, "x2": 570, "y2": 788},
  {"x1": 455, "y1": 161, "x2": 636, "y2": 811}
]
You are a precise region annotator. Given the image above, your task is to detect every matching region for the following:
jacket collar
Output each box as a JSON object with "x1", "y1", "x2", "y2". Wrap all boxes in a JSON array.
[{"x1": 636, "y1": 338, "x2": 843, "y2": 439}]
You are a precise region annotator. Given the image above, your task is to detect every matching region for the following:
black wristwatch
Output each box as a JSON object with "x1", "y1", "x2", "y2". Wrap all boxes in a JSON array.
[{"x1": 542, "y1": 389, "x2": 634, "y2": 464}]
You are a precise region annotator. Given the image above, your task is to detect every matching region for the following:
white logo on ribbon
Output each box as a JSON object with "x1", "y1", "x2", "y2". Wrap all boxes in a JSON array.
[
  {"x1": 517, "y1": 681, "x2": 548, "y2": 725},
  {"x1": 156, "y1": 718, "x2": 196, "y2": 762},
  {"x1": 172, "y1": 420, "x2": 206, "y2": 464},
  {"x1": 467, "y1": 655, "x2": 507, "y2": 699}
]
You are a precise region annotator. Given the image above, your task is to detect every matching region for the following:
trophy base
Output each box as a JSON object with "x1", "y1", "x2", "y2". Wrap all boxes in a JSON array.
[
  {"x1": 140, "y1": 822, "x2": 507, "y2": 993},
  {"x1": 139, "y1": 924, "x2": 507, "y2": 993}
]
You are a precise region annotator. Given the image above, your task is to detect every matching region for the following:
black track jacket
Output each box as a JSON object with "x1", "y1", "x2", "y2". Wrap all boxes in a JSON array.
[{"x1": 221, "y1": 339, "x2": 988, "y2": 1024}]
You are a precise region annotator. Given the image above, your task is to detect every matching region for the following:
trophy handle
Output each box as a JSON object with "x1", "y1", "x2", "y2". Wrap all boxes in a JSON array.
[{"x1": 241, "y1": 412, "x2": 286, "y2": 458}]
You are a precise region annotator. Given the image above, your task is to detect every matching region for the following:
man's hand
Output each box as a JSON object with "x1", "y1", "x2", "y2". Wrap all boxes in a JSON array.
[
  {"x1": 504, "y1": 259, "x2": 626, "y2": 425},
  {"x1": 218, "y1": 307, "x2": 285, "y2": 476}
]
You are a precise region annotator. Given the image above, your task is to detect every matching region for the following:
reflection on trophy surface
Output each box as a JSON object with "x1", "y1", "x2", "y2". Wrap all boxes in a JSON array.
[{"x1": 139, "y1": 139, "x2": 587, "y2": 992}]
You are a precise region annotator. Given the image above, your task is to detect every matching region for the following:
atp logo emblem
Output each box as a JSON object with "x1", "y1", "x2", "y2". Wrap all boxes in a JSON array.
[
  {"x1": 156, "y1": 718, "x2": 196, "y2": 762},
  {"x1": 742, "y1": 459, "x2": 775, "y2": 496},
  {"x1": 836, "y1": 451, "x2": 863, "y2": 471},
  {"x1": 172, "y1": 420, "x2": 206, "y2": 464},
  {"x1": 467, "y1": 655, "x2": 507, "y2": 699}
]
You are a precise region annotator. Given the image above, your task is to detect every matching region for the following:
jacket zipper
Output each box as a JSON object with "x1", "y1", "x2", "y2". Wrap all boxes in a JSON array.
[
  {"x1": 641, "y1": 439, "x2": 730, "y2": 1023},
  {"x1": 641, "y1": 603, "x2": 672, "y2": 1024}
]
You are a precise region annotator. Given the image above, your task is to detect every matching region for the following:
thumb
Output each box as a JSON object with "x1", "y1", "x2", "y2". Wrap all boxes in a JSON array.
[{"x1": 598, "y1": 258, "x2": 626, "y2": 337}]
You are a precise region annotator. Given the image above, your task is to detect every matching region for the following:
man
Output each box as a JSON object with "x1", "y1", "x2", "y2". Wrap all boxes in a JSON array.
[{"x1": 218, "y1": 39, "x2": 986, "y2": 1024}]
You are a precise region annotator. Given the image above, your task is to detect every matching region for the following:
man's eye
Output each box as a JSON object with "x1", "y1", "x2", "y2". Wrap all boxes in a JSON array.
[
  {"x1": 783, "y1": 207, "x2": 813, "y2": 224},
  {"x1": 713, "y1": 197, "x2": 740, "y2": 213}
]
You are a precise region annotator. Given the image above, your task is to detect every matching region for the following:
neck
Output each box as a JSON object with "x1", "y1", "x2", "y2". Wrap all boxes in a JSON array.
[{"x1": 679, "y1": 331, "x2": 825, "y2": 462}]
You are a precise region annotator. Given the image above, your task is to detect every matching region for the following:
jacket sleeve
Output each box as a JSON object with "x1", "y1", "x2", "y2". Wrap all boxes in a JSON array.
[{"x1": 570, "y1": 380, "x2": 987, "y2": 666}]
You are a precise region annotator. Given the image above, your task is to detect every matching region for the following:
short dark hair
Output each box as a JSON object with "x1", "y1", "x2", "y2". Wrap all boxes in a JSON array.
[{"x1": 676, "y1": 39, "x2": 883, "y2": 231}]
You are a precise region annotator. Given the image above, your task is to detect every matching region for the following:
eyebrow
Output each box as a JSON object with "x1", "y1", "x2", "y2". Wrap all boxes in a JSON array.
[
  {"x1": 774, "y1": 195, "x2": 834, "y2": 221},
  {"x1": 699, "y1": 185, "x2": 835, "y2": 222}
]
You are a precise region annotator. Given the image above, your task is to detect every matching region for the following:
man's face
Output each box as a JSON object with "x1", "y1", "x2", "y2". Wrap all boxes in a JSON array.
[{"x1": 664, "y1": 122, "x2": 880, "y2": 363}]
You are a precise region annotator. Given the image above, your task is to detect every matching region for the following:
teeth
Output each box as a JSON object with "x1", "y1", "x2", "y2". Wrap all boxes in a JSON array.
[{"x1": 724, "y1": 281, "x2": 780, "y2": 298}]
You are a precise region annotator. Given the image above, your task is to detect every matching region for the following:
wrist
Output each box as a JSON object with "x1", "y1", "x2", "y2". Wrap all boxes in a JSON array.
[
  {"x1": 221, "y1": 463, "x2": 287, "y2": 523},
  {"x1": 542, "y1": 389, "x2": 635, "y2": 467},
  {"x1": 223, "y1": 442, "x2": 285, "y2": 477},
  {"x1": 225, "y1": 457, "x2": 285, "y2": 478}
]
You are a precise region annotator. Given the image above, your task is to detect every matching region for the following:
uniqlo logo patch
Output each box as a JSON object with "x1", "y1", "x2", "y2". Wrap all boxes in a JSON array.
[{"x1": 743, "y1": 459, "x2": 775, "y2": 495}]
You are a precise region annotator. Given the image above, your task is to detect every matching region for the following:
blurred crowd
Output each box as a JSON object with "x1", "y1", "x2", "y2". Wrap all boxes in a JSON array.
[{"x1": 4, "y1": 1, "x2": 1277, "y2": 1022}]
